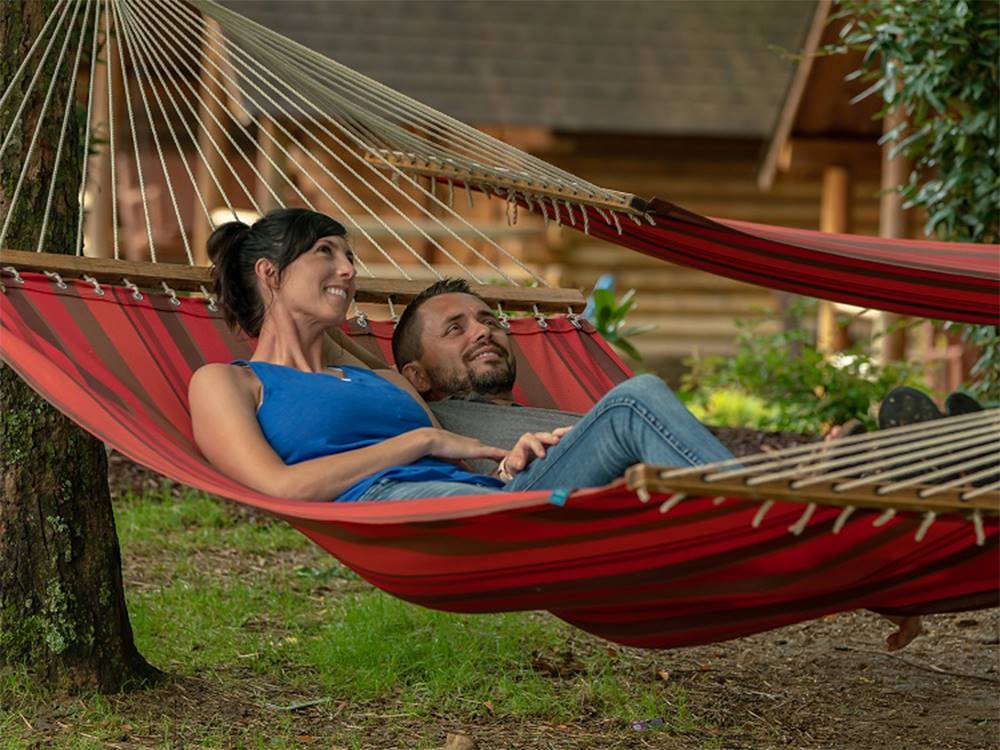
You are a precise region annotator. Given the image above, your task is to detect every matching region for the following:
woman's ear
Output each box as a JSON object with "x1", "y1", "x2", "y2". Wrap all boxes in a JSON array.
[
  {"x1": 399, "y1": 361, "x2": 431, "y2": 394},
  {"x1": 253, "y1": 257, "x2": 278, "y2": 289}
]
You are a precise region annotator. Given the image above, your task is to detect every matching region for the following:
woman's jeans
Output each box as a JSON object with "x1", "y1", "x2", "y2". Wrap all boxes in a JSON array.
[{"x1": 357, "y1": 375, "x2": 734, "y2": 501}]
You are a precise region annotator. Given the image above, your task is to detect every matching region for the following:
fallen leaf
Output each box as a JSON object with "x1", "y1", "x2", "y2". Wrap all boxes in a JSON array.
[
  {"x1": 443, "y1": 733, "x2": 478, "y2": 750},
  {"x1": 657, "y1": 669, "x2": 670, "y2": 682},
  {"x1": 483, "y1": 700, "x2": 494, "y2": 715}
]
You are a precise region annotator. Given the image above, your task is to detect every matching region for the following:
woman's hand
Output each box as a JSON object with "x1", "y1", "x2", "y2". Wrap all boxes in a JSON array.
[
  {"x1": 421, "y1": 427, "x2": 508, "y2": 462},
  {"x1": 498, "y1": 426, "x2": 573, "y2": 481}
]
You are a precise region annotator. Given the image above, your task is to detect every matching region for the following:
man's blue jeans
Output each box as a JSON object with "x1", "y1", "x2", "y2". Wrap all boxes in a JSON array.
[{"x1": 357, "y1": 375, "x2": 734, "y2": 501}]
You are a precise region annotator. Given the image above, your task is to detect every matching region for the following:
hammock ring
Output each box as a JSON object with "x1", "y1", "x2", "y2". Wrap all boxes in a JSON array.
[
  {"x1": 532, "y1": 304, "x2": 549, "y2": 330},
  {"x1": 43, "y1": 270, "x2": 68, "y2": 290},
  {"x1": 354, "y1": 308, "x2": 369, "y2": 328},
  {"x1": 496, "y1": 304, "x2": 510, "y2": 329},
  {"x1": 122, "y1": 278, "x2": 144, "y2": 301},
  {"x1": 82, "y1": 274, "x2": 105, "y2": 296},
  {"x1": 1, "y1": 266, "x2": 24, "y2": 284},
  {"x1": 160, "y1": 281, "x2": 181, "y2": 307},
  {"x1": 386, "y1": 296, "x2": 399, "y2": 325},
  {"x1": 567, "y1": 308, "x2": 583, "y2": 329},
  {"x1": 199, "y1": 285, "x2": 218, "y2": 312}
]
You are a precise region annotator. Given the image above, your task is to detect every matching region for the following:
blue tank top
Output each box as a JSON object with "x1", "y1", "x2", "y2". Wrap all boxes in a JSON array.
[{"x1": 238, "y1": 361, "x2": 503, "y2": 501}]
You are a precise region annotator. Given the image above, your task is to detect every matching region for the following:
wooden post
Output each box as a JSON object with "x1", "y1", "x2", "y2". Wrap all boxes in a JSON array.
[
  {"x1": 190, "y1": 19, "x2": 229, "y2": 265},
  {"x1": 878, "y1": 106, "x2": 911, "y2": 361},
  {"x1": 82, "y1": 13, "x2": 118, "y2": 259},
  {"x1": 818, "y1": 165, "x2": 851, "y2": 353},
  {"x1": 254, "y1": 118, "x2": 282, "y2": 213}
]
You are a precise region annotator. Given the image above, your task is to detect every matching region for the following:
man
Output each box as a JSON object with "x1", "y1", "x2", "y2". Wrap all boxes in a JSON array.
[
  {"x1": 390, "y1": 278, "x2": 925, "y2": 651},
  {"x1": 391, "y1": 278, "x2": 734, "y2": 479}
]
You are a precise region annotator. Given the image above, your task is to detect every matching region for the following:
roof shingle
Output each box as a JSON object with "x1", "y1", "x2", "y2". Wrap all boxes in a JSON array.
[{"x1": 222, "y1": 0, "x2": 815, "y2": 137}]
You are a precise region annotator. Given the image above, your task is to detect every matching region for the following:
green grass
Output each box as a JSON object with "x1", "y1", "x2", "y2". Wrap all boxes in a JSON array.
[{"x1": 1, "y1": 485, "x2": 711, "y2": 748}]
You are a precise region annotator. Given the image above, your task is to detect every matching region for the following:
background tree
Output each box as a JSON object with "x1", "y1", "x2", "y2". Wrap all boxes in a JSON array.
[
  {"x1": 0, "y1": 1, "x2": 158, "y2": 691},
  {"x1": 830, "y1": 0, "x2": 999, "y2": 402}
]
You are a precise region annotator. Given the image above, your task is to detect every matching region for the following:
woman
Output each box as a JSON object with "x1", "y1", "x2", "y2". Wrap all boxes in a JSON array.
[{"x1": 191, "y1": 209, "x2": 511, "y2": 502}]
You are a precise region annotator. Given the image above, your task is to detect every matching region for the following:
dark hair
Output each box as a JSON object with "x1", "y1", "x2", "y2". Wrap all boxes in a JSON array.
[
  {"x1": 207, "y1": 208, "x2": 347, "y2": 336},
  {"x1": 391, "y1": 277, "x2": 485, "y2": 368}
]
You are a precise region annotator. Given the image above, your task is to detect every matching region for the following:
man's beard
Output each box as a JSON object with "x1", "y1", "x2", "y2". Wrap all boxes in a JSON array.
[{"x1": 427, "y1": 356, "x2": 516, "y2": 397}]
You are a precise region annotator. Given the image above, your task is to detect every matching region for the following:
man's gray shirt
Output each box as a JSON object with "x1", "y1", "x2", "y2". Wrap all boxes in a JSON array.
[{"x1": 429, "y1": 395, "x2": 581, "y2": 475}]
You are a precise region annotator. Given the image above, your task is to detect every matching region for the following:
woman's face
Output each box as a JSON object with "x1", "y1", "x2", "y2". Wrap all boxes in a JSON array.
[{"x1": 269, "y1": 235, "x2": 356, "y2": 326}]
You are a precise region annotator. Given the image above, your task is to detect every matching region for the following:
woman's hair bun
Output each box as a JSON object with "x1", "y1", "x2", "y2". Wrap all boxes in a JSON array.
[{"x1": 207, "y1": 220, "x2": 251, "y2": 267}]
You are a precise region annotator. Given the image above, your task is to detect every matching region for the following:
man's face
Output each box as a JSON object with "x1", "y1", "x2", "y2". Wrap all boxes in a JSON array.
[{"x1": 403, "y1": 293, "x2": 517, "y2": 400}]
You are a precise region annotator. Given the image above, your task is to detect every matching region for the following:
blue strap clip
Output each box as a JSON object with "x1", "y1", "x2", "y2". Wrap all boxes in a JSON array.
[{"x1": 548, "y1": 488, "x2": 571, "y2": 507}]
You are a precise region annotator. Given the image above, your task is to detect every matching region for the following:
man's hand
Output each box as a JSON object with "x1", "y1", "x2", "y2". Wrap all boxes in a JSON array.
[{"x1": 498, "y1": 426, "x2": 573, "y2": 481}]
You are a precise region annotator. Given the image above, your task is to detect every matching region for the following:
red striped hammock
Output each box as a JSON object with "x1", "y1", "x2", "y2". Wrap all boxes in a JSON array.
[
  {"x1": 526, "y1": 198, "x2": 1000, "y2": 325},
  {"x1": 1, "y1": 272, "x2": 996, "y2": 649}
]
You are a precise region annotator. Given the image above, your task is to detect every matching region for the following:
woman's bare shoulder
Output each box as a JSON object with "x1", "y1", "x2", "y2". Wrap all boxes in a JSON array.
[{"x1": 189, "y1": 362, "x2": 257, "y2": 399}]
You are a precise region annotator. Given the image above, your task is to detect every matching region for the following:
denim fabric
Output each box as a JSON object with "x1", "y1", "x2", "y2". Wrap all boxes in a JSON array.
[
  {"x1": 504, "y1": 374, "x2": 734, "y2": 492},
  {"x1": 359, "y1": 375, "x2": 734, "y2": 501},
  {"x1": 356, "y1": 477, "x2": 499, "y2": 501}
]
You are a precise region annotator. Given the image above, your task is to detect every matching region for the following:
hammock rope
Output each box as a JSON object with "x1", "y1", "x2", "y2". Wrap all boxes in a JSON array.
[
  {"x1": 2, "y1": 0, "x2": 643, "y2": 283},
  {"x1": 1, "y1": 0, "x2": 996, "y2": 322}
]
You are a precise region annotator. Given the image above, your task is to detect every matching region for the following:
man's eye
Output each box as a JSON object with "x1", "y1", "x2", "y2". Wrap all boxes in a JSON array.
[{"x1": 446, "y1": 324, "x2": 461, "y2": 334}]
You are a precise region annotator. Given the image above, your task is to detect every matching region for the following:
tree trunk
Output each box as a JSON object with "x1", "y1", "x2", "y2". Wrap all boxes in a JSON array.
[{"x1": 0, "y1": 0, "x2": 158, "y2": 692}]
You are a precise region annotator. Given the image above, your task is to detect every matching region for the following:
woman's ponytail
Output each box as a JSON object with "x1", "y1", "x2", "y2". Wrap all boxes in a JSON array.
[{"x1": 207, "y1": 221, "x2": 255, "y2": 335}]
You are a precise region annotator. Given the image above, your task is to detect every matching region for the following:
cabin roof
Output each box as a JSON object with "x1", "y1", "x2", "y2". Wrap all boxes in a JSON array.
[{"x1": 222, "y1": 0, "x2": 815, "y2": 137}]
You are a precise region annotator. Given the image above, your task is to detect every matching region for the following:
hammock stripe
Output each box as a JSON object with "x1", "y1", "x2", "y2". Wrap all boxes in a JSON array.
[
  {"x1": 1, "y1": 274, "x2": 996, "y2": 649},
  {"x1": 573, "y1": 199, "x2": 999, "y2": 325}
]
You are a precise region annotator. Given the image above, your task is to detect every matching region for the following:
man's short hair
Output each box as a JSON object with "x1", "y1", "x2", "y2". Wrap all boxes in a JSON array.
[{"x1": 391, "y1": 277, "x2": 483, "y2": 368}]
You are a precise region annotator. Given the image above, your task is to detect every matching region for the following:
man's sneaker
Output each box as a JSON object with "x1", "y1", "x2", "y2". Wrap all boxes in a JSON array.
[
  {"x1": 945, "y1": 391, "x2": 984, "y2": 417},
  {"x1": 878, "y1": 386, "x2": 942, "y2": 430}
]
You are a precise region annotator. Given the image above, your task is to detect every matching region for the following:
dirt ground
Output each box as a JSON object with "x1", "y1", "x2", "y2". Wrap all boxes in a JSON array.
[{"x1": 99, "y1": 445, "x2": 1000, "y2": 750}]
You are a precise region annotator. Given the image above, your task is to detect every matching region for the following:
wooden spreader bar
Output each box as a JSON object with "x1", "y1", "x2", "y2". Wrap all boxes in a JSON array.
[
  {"x1": 625, "y1": 464, "x2": 1000, "y2": 516},
  {"x1": 364, "y1": 149, "x2": 649, "y2": 216},
  {"x1": 0, "y1": 249, "x2": 586, "y2": 311}
]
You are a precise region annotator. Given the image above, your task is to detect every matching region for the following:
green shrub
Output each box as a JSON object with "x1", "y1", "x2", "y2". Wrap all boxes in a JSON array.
[{"x1": 682, "y1": 301, "x2": 925, "y2": 434}]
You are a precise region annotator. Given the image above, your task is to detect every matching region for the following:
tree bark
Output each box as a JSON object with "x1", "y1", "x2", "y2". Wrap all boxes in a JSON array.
[{"x1": 0, "y1": 0, "x2": 159, "y2": 692}]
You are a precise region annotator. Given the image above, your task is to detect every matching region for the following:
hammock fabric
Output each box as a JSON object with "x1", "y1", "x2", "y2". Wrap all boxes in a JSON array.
[
  {"x1": 1, "y1": 273, "x2": 997, "y2": 649},
  {"x1": 549, "y1": 198, "x2": 1000, "y2": 325}
]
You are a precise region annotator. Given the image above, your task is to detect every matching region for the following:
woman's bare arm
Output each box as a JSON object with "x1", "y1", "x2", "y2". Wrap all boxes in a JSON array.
[{"x1": 188, "y1": 363, "x2": 500, "y2": 500}]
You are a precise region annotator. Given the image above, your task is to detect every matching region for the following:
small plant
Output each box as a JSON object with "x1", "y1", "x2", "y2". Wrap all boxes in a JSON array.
[
  {"x1": 683, "y1": 388, "x2": 778, "y2": 429},
  {"x1": 584, "y1": 275, "x2": 656, "y2": 361},
  {"x1": 682, "y1": 300, "x2": 925, "y2": 434}
]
